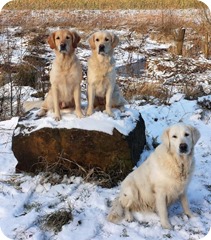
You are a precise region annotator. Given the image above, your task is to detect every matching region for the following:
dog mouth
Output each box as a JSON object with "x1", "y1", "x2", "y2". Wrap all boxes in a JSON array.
[
  {"x1": 98, "y1": 50, "x2": 106, "y2": 56},
  {"x1": 60, "y1": 49, "x2": 68, "y2": 53},
  {"x1": 99, "y1": 50, "x2": 105, "y2": 54},
  {"x1": 59, "y1": 43, "x2": 68, "y2": 53},
  {"x1": 98, "y1": 44, "x2": 106, "y2": 55}
]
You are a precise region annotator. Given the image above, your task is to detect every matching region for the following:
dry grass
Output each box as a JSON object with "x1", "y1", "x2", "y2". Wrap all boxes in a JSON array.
[
  {"x1": 36, "y1": 155, "x2": 127, "y2": 188},
  {"x1": 6, "y1": 0, "x2": 201, "y2": 10},
  {"x1": 41, "y1": 209, "x2": 73, "y2": 233},
  {"x1": 1, "y1": 1, "x2": 208, "y2": 37},
  {"x1": 125, "y1": 82, "x2": 170, "y2": 104}
]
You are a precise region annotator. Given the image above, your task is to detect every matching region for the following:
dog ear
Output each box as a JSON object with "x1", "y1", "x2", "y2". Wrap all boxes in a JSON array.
[
  {"x1": 71, "y1": 31, "x2": 81, "y2": 48},
  {"x1": 189, "y1": 125, "x2": 200, "y2": 145},
  {"x1": 88, "y1": 33, "x2": 96, "y2": 50},
  {"x1": 111, "y1": 33, "x2": 119, "y2": 48},
  {"x1": 47, "y1": 32, "x2": 56, "y2": 49},
  {"x1": 161, "y1": 127, "x2": 170, "y2": 150}
]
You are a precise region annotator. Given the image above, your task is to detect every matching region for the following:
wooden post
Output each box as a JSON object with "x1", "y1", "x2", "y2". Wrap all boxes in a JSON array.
[
  {"x1": 204, "y1": 32, "x2": 209, "y2": 59},
  {"x1": 174, "y1": 27, "x2": 186, "y2": 55}
]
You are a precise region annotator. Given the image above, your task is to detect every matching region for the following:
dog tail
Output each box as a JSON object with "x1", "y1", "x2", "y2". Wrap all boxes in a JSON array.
[
  {"x1": 23, "y1": 101, "x2": 43, "y2": 112},
  {"x1": 107, "y1": 197, "x2": 124, "y2": 223}
]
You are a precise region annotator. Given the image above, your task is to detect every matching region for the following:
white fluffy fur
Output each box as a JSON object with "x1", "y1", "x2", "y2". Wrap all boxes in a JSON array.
[{"x1": 107, "y1": 123, "x2": 200, "y2": 229}]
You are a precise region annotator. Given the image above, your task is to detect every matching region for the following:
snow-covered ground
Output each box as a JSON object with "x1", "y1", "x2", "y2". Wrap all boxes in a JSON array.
[
  {"x1": 0, "y1": 94, "x2": 210, "y2": 240},
  {"x1": 0, "y1": 9, "x2": 211, "y2": 240}
]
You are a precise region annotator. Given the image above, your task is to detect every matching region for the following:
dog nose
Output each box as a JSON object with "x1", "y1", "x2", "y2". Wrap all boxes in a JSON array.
[
  {"x1": 179, "y1": 143, "x2": 188, "y2": 153},
  {"x1": 60, "y1": 43, "x2": 66, "y2": 51},
  {"x1": 99, "y1": 44, "x2": 105, "y2": 52}
]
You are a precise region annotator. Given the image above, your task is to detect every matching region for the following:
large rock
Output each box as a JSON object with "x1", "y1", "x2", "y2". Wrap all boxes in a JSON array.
[{"x1": 12, "y1": 109, "x2": 146, "y2": 187}]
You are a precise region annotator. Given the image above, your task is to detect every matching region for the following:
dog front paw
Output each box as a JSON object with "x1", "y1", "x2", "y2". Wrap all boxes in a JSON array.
[
  {"x1": 104, "y1": 109, "x2": 114, "y2": 117},
  {"x1": 54, "y1": 114, "x2": 61, "y2": 121},
  {"x1": 125, "y1": 213, "x2": 134, "y2": 222},
  {"x1": 161, "y1": 220, "x2": 172, "y2": 229},
  {"x1": 75, "y1": 110, "x2": 84, "y2": 118},
  {"x1": 86, "y1": 108, "x2": 94, "y2": 116},
  {"x1": 185, "y1": 211, "x2": 197, "y2": 218}
]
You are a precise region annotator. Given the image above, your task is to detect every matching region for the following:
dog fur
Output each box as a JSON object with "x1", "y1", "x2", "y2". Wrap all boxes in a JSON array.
[
  {"x1": 87, "y1": 31, "x2": 127, "y2": 117},
  {"x1": 37, "y1": 29, "x2": 83, "y2": 121},
  {"x1": 107, "y1": 123, "x2": 200, "y2": 229}
]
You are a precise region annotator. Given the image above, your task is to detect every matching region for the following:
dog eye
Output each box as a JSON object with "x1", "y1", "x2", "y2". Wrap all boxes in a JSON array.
[
  {"x1": 105, "y1": 38, "x2": 109, "y2": 41},
  {"x1": 96, "y1": 38, "x2": 99, "y2": 42},
  {"x1": 66, "y1": 36, "x2": 70, "y2": 39},
  {"x1": 185, "y1": 133, "x2": 189, "y2": 137},
  {"x1": 56, "y1": 36, "x2": 60, "y2": 40},
  {"x1": 172, "y1": 135, "x2": 177, "y2": 138}
]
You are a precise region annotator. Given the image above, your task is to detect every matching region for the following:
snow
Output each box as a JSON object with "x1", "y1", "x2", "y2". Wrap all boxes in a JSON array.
[
  {"x1": 145, "y1": 38, "x2": 171, "y2": 51},
  {"x1": 13, "y1": 107, "x2": 139, "y2": 136},
  {"x1": 0, "y1": 117, "x2": 18, "y2": 173},
  {"x1": 0, "y1": 94, "x2": 210, "y2": 240}
]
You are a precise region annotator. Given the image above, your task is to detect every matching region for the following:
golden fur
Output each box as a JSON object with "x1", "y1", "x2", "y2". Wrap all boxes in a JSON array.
[
  {"x1": 107, "y1": 123, "x2": 200, "y2": 229},
  {"x1": 37, "y1": 29, "x2": 83, "y2": 121},
  {"x1": 87, "y1": 31, "x2": 127, "y2": 117}
]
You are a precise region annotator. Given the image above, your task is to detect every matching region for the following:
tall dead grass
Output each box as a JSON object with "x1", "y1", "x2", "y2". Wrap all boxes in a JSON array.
[{"x1": 6, "y1": 0, "x2": 201, "y2": 10}]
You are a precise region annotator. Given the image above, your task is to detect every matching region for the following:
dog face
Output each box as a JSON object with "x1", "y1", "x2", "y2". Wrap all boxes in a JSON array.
[
  {"x1": 162, "y1": 123, "x2": 200, "y2": 155},
  {"x1": 88, "y1": 31, "x2": 119, "y2": 55},
  {"x1": 48, "y1": 29, "x2": 80, "y2": 53}
]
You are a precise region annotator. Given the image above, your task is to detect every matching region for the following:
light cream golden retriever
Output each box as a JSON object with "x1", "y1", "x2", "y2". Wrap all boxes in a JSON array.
[
  {"x1": 37, "y1": 29, "x2": 83, "y2": 121},
  {"x1": 107, "y1": 123, "x2": 200, "y2": 229},
  {"x1": 87, "y1": 31, "x2": 127, "y2": 117}
]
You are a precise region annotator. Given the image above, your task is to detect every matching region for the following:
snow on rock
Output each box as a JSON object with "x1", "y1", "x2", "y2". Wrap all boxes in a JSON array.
[{"x1": 14, "y1": 107, "x2": 140, "y2": 136}]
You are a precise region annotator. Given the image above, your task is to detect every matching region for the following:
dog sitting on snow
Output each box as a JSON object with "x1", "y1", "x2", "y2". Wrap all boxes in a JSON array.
[{"x1": 107, "y1": 123, "x2": 200, "y2": 229}]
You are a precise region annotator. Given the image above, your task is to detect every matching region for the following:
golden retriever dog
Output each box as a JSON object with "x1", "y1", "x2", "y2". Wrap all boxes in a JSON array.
[
  {"x1": 87, "y1": 31, "x2": 127, "y2": 117},
  {"x1": 107, "y1": 123, "x2": 200, "y2": 229},
  {"x1": 37, "y1": 29, "x2": 83, "y2": 121}
]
